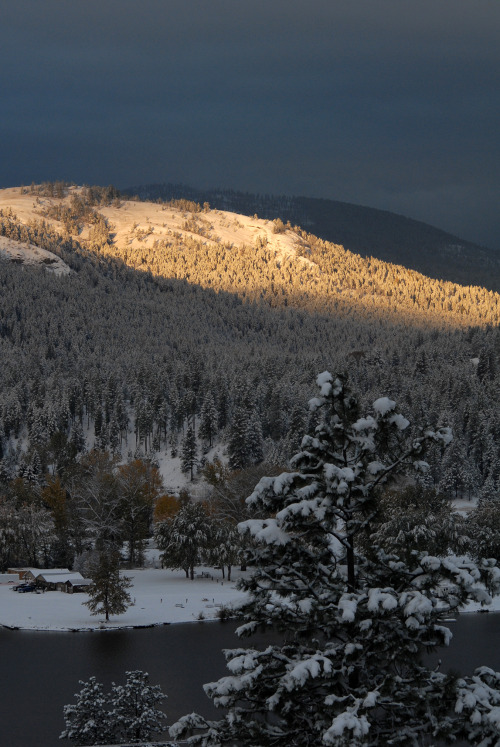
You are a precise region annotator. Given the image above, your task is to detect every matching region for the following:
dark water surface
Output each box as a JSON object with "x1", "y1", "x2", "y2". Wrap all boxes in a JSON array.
[
  {"x1": 1, "y1": 614, "x2": 499, "y2": 747},
  {"x1": 0, "y1": 621, "x2": 242, "y2": 747}
]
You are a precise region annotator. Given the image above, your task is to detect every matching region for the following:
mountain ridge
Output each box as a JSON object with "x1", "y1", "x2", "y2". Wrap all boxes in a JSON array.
[
  {"x1": 124, "y1": 182, "x2": 500, "y2": 293},
  {"x1": 1, "y1": 184, "x2": 499, "y2": 330}
]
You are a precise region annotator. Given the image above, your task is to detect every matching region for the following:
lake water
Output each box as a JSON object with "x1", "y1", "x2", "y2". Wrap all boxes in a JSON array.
[
  {"x1": 0, "y1": 620, "x2": 247, "y2": 747},
  {"x1": 1, "y1": 614, "x2": 499, "y2": 747}
]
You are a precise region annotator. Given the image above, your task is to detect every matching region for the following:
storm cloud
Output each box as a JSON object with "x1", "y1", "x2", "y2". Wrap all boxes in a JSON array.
[{"x1": 1, "y1": 0, "x2": 499, "y2": 247}]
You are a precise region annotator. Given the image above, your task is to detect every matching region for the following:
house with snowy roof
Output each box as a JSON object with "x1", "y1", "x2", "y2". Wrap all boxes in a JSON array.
[
  {"x1": 9, "y1": 567, "x2": 70, "y2": 583},
  {"x1": 59, "y1": 576, "x2": 92, "y2": 594},
  {"x1": 35, "y1": 571, "x2": 90, "y2": 592}
]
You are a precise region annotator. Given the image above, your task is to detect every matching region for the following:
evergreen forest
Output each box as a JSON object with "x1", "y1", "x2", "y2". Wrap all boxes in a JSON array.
[{"x1": 1, "y1": 183, "x2": 500, "y2": 571}]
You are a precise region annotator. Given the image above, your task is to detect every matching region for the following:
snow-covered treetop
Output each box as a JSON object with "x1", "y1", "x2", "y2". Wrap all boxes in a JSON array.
[{"x1": 247, "y1": 372, "x2": 453, "y2": 527}]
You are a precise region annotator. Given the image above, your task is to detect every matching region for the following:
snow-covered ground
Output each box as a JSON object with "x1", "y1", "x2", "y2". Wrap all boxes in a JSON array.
[
  {"x1": 154, "y1": 443, "x2": 227, "y2": 497},
  {"x1": 1, "y1": 560, "x2": 497, "y2": 633},
  {"x1": 0, "y1": 565, "x2": 249, "y2": 632},
  {"x1": 0, "y1": 234, "x2": 71, "y2": 275}
]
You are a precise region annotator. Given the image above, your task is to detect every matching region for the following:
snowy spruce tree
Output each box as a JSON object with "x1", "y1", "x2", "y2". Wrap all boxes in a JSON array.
[
  {"x1": 109, "y1": 670, "x2": 167, "y2": 743},
  {"x1": 171, "y1": 372, "x2": 500, "y2": 746},
  {"x1": 60, "y1": 676, "x2": 112, "y2": 745},
  {"x1": 199, "y1": 392, "x2": 218, "y2": 449},
  {"x1": 61, "y1": 671, "x2": 167, "y2": 745},
  {"x1": 228, "y1": 405, "x2": 264, "y2": 471},
  {"x1": 84, "y1": 549, "x2": 132, "y2": 622},
  {"x1": 155, "y1": 499, "x2": 210, "y2": 580},
  {"x1": 181, "y1": 422, "x2": 198, "y2": 481}
]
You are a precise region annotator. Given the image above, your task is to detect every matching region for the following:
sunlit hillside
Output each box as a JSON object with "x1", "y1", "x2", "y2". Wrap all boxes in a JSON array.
[
  {"x1": 127, "y1": 182, "x2": 500, "y2": 293},
  {"x1": 0, "y1": 181, "x2": 500, "y2": 515},
  {"x1": 0, "y1": 184, "x2": 498, "y2": 328}
]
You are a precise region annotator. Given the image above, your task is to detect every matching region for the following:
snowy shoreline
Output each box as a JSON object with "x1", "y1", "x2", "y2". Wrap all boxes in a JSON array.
[
  {"x1": 0, "y1": 566, "x2": 248, "y2": 633},
  {"x1": 2, "y1": 562, "x2": 496, "y2": 634}
]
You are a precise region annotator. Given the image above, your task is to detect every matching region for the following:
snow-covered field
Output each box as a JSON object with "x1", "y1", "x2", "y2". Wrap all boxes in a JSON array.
[
  {"x1": 0, "y1": 565, "x2": 248, "y2": 632},
  {"x1": 1, "y1": 561, "x2": 497, "y2": 633}
]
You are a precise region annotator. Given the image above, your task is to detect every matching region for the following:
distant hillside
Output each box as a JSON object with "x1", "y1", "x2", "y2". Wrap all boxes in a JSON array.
[
  {"x1": 2, "y1": 183, "x2": 500, "y2": 503},
  {"x1": 2, "y1": 185, "x2": 499, "y2": 329},
  {"x1": 125, "y1": 183, "x2": 500, "y2": 293}
]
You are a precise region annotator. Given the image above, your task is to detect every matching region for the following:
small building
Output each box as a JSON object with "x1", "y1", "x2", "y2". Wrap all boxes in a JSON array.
[
  {"x1": 35, "y1": 571, "x2": 76, "y2": 590},
  {"x1": 61, "y1": 577, "x2": 92, "y2": 594},
  {"x1": 0, "y1": 573, "x2": 19, "y2": 584},
  {"x1": 7, "y1": 568, "x2": 28, "y2": 577},
  {"x1": 7, "y1": 568, "x2": 92, "y2": 593},
  {"x1": 22, "y1": 568, "x2": 70, "y2": 584}
]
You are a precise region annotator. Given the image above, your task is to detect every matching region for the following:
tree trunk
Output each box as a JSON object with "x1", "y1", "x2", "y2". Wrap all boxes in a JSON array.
[{"x1": 346, "y1": 534, "x2": 356, "y2": 592}]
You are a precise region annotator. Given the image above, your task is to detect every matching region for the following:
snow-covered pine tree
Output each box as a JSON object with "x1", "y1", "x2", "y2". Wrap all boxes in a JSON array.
[
  {"x1": 199, "y1": 392, "x2": 218, "y2": 449},
  {"x1": 181, "y1": 422, "x2": 198, "y2": 481},
  {"x1": 109, "y1": 670, "x2": 167, "y2": 743},
  {"x1": 205, "y1": 521, "x2": 243, "y2": 581},
  {"x1": 227, "y1": 405, "x2": 250, "y2": 471},
  {"x1": 246, "y1": 410, "x2": 264, "y2": 465},
  {"x1": 171, "y1": 372, "x2": 500, "y2": 746},
  {"x1": 60, "y1": 676, "x2": 112, "y2": 745},
  {"x1": 155, "y1": 499, "x2": 210, "y2": 580},
  {"x1": 228, "y1": 406, "x2": 264, "y2": 471},
  {"x1": 108, "y1": 416, "x2": 121, "y2": 454},
  {"x1": 69, "y1": 421, "x2": 86, "y2": 455},
  {"x1": 60, "y1": 671, "x2": 167, "y2": 746}
]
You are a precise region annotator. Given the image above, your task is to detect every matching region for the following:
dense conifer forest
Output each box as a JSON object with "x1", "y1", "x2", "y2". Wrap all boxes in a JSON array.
[{"x1": 1, "y1": 183, "x2": 500, "y2": 572}]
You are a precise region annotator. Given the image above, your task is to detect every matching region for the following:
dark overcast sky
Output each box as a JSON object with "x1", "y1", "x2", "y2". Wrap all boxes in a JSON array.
[{"x1": 1, "y1": 1, "x2": 499, "y2": 248}]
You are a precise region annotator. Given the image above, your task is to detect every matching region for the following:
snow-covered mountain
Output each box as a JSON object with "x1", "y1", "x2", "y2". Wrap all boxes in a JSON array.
[
  {"x1": 1, "y1": 181, "x2": 500, "y2": 501},
  {"x1": 1, "y1": 184, "x2": 498, "y2": 330}
]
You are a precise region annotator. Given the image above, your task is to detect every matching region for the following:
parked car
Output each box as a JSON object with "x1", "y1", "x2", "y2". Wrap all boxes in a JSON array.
[{"x1": 17, "y1": 585, "x2": 37, "y2": 593}]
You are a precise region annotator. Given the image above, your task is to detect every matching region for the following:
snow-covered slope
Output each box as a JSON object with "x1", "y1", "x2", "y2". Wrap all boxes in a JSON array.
[
  {"x1": 0, "y1": 185, "x2": 313, "y2": 274},
  {"x1": 2, "y1": 184, "x2": 500, "y2": 329},
  {"x1": 0, "y1": 235, "x2": 70, "y2": 275}
]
